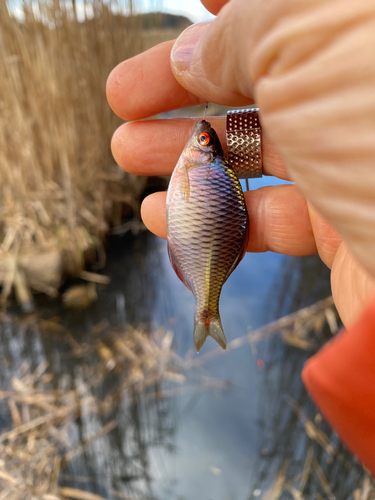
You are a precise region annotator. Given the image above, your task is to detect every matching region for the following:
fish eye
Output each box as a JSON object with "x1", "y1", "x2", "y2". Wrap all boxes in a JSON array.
[{"x1": 198, "y1": 132, "x2": 210, "y2": 146}]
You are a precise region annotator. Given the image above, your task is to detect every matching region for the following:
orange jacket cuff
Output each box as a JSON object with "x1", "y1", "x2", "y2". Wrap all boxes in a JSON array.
[{"x1": 302, "y1": 294, "x2": 375, "y2": 474}]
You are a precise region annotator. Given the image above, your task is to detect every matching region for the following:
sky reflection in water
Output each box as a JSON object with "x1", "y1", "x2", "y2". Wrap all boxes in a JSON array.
[{"x1": 0, "y1": 174, "x2": 367, "y2": 498}]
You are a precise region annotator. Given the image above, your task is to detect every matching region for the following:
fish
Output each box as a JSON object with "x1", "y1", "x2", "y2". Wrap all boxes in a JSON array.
[{"x1": 166, "y1": 120, "x2": 249, "y2": 351}]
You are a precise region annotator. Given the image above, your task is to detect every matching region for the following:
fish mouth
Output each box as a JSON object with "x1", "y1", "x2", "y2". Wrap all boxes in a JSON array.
[{"x1": 193, "y1": 119, "x2": 212, "y2": 132}]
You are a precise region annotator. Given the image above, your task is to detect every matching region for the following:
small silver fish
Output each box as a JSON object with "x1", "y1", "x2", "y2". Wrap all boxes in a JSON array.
[{"x1": 166, "y1": 120, "x2": 249, "y2": 351}]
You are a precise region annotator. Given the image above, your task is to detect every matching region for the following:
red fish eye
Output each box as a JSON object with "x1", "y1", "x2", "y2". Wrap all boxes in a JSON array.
[{"x1": 198, "y1": 132, "x2": 210, "y2": 146}]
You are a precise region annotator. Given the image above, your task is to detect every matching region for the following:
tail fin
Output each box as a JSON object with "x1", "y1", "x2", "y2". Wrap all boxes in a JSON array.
[{"x1": 194, "y1": 314, "x2": 227, "y2": 352}]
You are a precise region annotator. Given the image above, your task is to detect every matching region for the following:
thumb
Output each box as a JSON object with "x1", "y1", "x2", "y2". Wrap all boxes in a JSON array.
[{"x1": 170, "y1": 2, "x2": 256, "y2": 106}]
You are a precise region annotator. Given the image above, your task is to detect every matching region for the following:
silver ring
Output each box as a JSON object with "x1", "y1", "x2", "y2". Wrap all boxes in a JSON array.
[{"x1": 226, "y1": 108, "x2": 262, "y2": 179}]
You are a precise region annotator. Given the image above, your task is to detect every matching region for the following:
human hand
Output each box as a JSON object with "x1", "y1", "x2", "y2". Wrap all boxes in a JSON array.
[{"x1": 106, "y1": 0, "x2": 375, "y2": 328}]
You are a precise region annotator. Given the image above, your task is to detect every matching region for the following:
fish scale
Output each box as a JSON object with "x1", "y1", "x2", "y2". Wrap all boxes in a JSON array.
[{"x1": 167, "y1": 120, "x2": 249, "y2": 351}]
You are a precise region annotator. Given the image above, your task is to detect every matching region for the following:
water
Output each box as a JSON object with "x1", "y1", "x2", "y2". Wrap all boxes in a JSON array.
[
  {"x1": 0, "y1": 223, "x2": 368, "y2": 499},
  {"x1": 0, "y1": 133, "x2": 367, "y2": 499}
]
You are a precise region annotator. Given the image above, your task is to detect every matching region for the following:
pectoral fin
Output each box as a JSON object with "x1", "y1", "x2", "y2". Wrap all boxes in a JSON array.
[{"x1": 180, "y1": 164, "x2": 190, "y2": 201}]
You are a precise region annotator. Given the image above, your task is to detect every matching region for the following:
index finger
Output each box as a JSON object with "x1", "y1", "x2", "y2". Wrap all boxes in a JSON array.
[
  {"x1": 106, "y1": 41, "x2": 205, "y2": 121},
  {"x1": 106, "y1": 39, "x2": 253, "y2": 121}
]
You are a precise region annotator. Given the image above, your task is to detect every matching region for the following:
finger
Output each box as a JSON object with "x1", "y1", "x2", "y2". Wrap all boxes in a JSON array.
[
  {"x1": 307, "y1": 202, "x2": 342, "y2": 269},
  {"x1": 171, "y1": 4, "x2": 256, "y2": 105},
  {"x1": 141, "y1": 185, "x2": 341, "y2": 260},
  {"x1": 107, "y1": 33, "x2": 253, "y2": 122},
  {"x1": 331, "y1": 242, "x2": 375, "y2": 328},
  {"x1": 112, "y1": 117, "x2": 289, "y2": 180},
  {"x1": 106, "y1": 40, "x2": 206, "y2": 121},
  {"x1": 201, "y1": 0, "x2": 229, "y2": 15}
]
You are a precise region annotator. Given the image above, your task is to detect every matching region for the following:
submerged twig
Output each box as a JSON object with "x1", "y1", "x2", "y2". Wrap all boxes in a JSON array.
[{"x1": 189, "y1": 296, "x2": 336, "y2": 367}]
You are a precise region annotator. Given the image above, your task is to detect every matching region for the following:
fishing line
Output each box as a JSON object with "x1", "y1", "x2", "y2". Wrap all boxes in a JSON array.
[{"x1": 203, "y1": 102, "x2": 208, "y2": 120}]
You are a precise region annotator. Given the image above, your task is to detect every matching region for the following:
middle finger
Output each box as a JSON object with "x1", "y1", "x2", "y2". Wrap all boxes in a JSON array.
[{"x1": 112, "y1": 117, "x2": 289, "y2": 180}]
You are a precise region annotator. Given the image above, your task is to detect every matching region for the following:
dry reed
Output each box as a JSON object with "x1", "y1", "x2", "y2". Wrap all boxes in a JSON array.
[
  {"x1": 2, "y1": 295, "x2": 370, "y2": 499},
  {"x1": 262, "y1": 428, "x2": 375, "y2": 500},
  {"x1": 0, "y1": 0, "x2": 184, "y2": 306},
  {"x1": 0, "y1": 316, "x2": 226, "y2": 499},
  {"x1": 187, "y1": 296, "x2": 338, "y2": 368}
]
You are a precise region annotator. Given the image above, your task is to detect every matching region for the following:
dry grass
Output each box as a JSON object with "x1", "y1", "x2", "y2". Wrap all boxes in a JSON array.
[
  {"x1": 185, "y1": 295, "x2": 375, "y2": 499},
  {"x1": 0, "y1": 0, "x2": 183, "y2": 306},
  {"x1": 188, "y1": 296, "x2": 338, "y2": 368},
  {"x1": 255, "y1": 394, "x2": 375, "y2": 499},
  {"x1": 239, "y1": 296, "x2": 375, "y2": 500},
  {"x1": 0, "y1": 317, "x2": 225, "y2": 499},
  {"x1": 262, "y1": 416, "x2": 375, "y2": 500},
  {"x1": 1, "y1": 296, "x2": 372, "y2": 498}
]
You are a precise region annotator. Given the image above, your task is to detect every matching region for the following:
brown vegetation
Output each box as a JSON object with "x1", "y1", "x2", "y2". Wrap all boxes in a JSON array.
[
  {"x1": 0, "y1": 296, "x2": 373, "y2": 498},
  {"x1": 0, "y1": 320, "x2": 225, "y2": 499},
  {"x1": 0, "y1": 0, "x2": 184, "y2": 308}
]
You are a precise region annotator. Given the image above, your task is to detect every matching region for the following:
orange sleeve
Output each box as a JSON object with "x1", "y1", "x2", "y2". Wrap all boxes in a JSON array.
[{"x1": 302, "y1": 294, "x2": 375, "y2": 474}]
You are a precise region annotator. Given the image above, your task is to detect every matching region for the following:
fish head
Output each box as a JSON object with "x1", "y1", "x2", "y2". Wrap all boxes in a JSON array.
[{"x1": 182, "y1": 120, "x2": 225, "y2": 165}]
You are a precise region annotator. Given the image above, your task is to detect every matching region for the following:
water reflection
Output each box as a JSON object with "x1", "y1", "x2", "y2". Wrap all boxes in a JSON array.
[
  {"x1": 0, "y1": 315, "x2": 179, "y2": 499},
  {"x1": 0, "y1": 233, "x2": 179, "y2": 499},
  {"x1": 0, "y1": 232, "x2": 372, "y2": 499},
  {"x1": 250, "y1": 256, "x2": 365, "y2": 499}
]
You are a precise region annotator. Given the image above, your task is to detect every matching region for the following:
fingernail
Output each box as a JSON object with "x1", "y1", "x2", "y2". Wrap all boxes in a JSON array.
[{"x1": 171, "y1": 21, "x2": 212, "y2": 73}]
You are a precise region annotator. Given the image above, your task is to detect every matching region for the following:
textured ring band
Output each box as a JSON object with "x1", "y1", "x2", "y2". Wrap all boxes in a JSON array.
[{"x1": 226, "y1": 108, "x2": 262, "y2": 179}]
